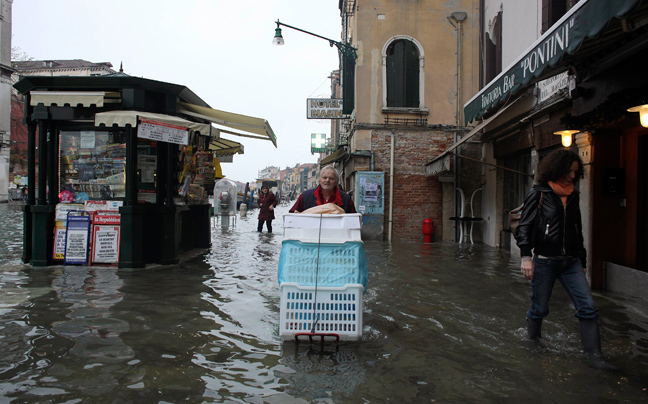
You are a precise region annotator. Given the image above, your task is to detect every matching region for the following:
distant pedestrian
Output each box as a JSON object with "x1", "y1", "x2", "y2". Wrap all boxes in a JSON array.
[
  {"x1": 21, "y1": 186, "x2": 27, "y2": 202},
  {"x1": 289, "y1": 166, "x2": 356, "y2": 214},
  {"x1": 516, "y1": 149, "x2": 616, "y2": 369},
  {"x1": 257, "y1": 185, "x2": 278, "y2": 233}
]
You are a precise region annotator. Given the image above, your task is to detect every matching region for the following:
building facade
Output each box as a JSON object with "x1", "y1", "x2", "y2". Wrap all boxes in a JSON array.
[
  {"x1": 426, "y1": 0, "x2": 648, "y2": 297},
  {"x1": 331, "y1": 0, "x2": 480, "y2": 241}
]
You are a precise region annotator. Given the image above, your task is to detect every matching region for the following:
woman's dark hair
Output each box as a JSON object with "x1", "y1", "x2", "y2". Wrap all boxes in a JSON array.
[{"x1": 536, "y1": 149, "x2": 585, "y2": 183}]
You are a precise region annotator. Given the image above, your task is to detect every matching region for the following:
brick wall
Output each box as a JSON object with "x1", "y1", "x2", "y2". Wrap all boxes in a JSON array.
[{"x1": 372, "y1": 129, "x2": 453, "y2": 241}]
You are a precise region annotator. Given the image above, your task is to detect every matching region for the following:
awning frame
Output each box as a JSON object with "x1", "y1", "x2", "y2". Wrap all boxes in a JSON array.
[{"x1": 426, "y1": 102, "x2": 516, "y2": 177}]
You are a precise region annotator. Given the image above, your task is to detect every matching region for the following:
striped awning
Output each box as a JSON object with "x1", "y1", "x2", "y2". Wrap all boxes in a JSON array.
[
  {"x1": 30, "y1": 91, "x2": 120, "y2": 107},
  {"x1": 94, "y1": 110, "x2": 214, "y2": 137}
]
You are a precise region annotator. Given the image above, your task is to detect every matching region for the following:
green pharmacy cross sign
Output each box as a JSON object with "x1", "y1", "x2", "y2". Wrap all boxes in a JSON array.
[{"x1": 311, "y1": 133, "x2": 327, "y2": 154}]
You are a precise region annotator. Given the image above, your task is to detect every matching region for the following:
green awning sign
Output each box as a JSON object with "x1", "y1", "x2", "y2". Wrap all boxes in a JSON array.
[{"x1": 464, "y1": 0, "x2": 642, "y2": 124}]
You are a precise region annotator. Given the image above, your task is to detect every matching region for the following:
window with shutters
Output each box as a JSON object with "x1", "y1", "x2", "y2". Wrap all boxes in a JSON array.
[
  {"x1": 542, "y1": 0, "x2": 578, "y2": 33},
  {"x1": 386, "y1": 39, "x2": 420, "y2": 108},
  {"x1": 484, "y1": 12, "x2": 502, "y2": 85}
]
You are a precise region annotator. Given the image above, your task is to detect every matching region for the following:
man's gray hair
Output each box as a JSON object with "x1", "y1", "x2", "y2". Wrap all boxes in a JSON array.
[{"x1": 319, "y1": 165, "x2": 340, "y2": 184}]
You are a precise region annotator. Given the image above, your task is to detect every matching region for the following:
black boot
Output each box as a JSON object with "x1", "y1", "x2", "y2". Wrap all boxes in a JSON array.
[
  {"x1": 579, "y1": 318, "x2": 617, "y2": 370},
  {"x1": 526, "y1": 318, "x2": 542, "y2": 340},
  {"x1": 267, "y1": 222, "x2": 272, "y2": 233},
  {"x1": 257, "y1": 220, "x2": 263, "y2": 232}
]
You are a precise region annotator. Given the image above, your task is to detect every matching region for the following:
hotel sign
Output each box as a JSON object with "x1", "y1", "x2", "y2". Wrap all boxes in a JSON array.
[
  {"x1": 307, "y1": 98, "x2": 346, "y2": 119},
  {"x1": 464, "y1": 0, "x2": 641, "y2": 123}
]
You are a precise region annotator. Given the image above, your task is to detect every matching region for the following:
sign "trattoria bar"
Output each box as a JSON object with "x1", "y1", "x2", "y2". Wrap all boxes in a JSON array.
[{"x1": 463, "y1": 0, "x2": 642, "y2": 124}]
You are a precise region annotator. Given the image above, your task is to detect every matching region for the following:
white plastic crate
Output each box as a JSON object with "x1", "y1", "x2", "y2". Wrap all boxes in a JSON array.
[
  {"x1": 283, "y1": 213, "x2": 362, "y2": 242},
  {"x1": 279, "y1": 282, "x2": 363, "y2": 341}
]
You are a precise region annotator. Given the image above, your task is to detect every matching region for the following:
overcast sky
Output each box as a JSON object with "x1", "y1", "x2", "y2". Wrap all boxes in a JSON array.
[{"x1": 11, "y1": 0, "x2": 341, "y2": 183}]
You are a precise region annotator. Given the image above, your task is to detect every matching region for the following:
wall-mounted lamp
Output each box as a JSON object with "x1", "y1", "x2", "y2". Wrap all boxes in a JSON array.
[
  {"x1": 272, "y1": 19, "x2": 357, "y2": 60},
  {"x1": 273, "y1": 22, "x2": 285, "y2": 46},
  {"x1": 627, "y1": 104, "x2": 648, "y2": 127},
  {"x1": 553, "y1": 130, "x2": 579, "y2": 147}
]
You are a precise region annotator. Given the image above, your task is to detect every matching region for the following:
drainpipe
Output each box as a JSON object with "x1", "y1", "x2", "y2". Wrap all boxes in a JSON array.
[
  {"x1": 388, "y1": 132, "x2": 395, "y2": 242},
  {"x1": 448, "y1": 11, "x2": 467, "y2": 241}
]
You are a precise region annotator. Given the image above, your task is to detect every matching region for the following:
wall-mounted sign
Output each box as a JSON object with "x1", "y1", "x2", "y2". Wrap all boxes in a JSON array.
[
  {"x1": 537, "y1": 71, "x2": 570, "y2": 103},
  {"x1": 311, "y1": 133, "x2": 327, "y2": 154},
  {"x1": 137, "y1": 118, "x2": 188, "y2": 145},
  {"x1": 307, "y1": 98, "x2": 346, "y2": 119}
]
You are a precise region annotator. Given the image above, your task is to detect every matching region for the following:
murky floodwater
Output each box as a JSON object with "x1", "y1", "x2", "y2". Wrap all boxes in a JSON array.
[{"x1": 0, "y1": 203, "x2": 647, "y2": 403}]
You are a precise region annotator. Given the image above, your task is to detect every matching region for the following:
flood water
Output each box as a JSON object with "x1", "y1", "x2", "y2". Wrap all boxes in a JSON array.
[{"x1": 0, "y1": 203, "x2": 647, "y2": 403}]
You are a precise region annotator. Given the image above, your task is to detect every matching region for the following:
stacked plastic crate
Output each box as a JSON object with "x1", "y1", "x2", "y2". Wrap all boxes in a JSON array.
[{"x1": 278, "y1": 213, "x2": 367, "y2": 341}]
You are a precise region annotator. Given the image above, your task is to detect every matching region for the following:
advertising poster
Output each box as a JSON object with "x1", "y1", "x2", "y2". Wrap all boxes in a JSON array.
[
  {"x1": 137, "y1": 118, "x2": 188, "y2": 145},
  {"x1": 91, "y1": 214, "x2": 121, "y2": 265},
  {"x1": 53, "y1": 222, "x2": 67, "y2": 260},
  {"x1": 64, "y1": 214, "x2": 91, "y2": 265}
]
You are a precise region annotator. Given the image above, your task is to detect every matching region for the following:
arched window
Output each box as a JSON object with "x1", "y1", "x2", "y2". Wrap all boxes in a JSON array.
[{"x1": 386, "y1": 39, "x2": 420, "y2": 108}]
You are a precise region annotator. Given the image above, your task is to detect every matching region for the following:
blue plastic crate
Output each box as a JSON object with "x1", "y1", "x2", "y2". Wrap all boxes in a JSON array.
[{"x1": 278, "y1": 240, "x2": 368, "y2": 290}]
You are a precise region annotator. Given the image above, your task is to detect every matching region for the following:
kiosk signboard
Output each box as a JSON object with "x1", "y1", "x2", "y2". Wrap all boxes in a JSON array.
[
  {"x1": 64, "y1": 212, "x2": 91, "y2": 265},
  {"x1": 91, "y1": 213, "x2": 121, "y2": 265}
]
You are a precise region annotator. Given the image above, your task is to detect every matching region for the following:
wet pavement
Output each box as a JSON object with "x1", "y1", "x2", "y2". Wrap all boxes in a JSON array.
[{"x1": 0, "y1": 203, "x2": 647, "y2": 403}]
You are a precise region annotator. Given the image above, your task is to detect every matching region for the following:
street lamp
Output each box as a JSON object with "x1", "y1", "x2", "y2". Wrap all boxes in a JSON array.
[{"x1": 272, "y1": 19, "x2": 357, "y2": 61}]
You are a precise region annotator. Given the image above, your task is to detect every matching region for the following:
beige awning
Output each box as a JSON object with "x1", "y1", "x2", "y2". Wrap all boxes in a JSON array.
[
  {"x1": 319, "y1": 147, "x2": 347, "y2": 166},
  {"x1": 94, "y1": 110, "x2": 214, "y2": 137},
  {"x1": 30, "y1": 91, "x2": 117, "y2": 107},
  {"x1": 178, "y1": 102, "x2": 277, "y2": 147},
  {"x1": 209, "y1": 137, "x2": 244, "y2": 156}
]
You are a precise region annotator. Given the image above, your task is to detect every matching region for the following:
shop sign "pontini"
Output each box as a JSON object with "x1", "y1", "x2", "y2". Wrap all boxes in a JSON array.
[
  {"x1": 463, "y1": 0, "x2": 642, "y2": 124},
  {"x1": 307, "y1": 98, "x2": 346, "y2": 119}
]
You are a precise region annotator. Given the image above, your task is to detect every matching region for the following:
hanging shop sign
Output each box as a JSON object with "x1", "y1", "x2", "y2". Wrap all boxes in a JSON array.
[
  {"x1": 64, "y1": 211, "x2": 91, "y2": 265},
  {"x1": 311, "y1": 133, "x2": 327, "y2": 153},
  {"x1": 91, "y1": 213, "x2": 121, "y2": 265},
  {"x1": 307, "y1": 98, "x2": 346, "y2": 119},
  {"x1": 311, "y1": 133, "x2": 336, "y2": 154},
  {"x1": 137, "y1": 118, "x2": 188, "y2": 145}
]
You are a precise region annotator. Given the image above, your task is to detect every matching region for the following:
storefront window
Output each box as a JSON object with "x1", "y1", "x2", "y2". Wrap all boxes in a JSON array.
[
  {"x1": 59, "y1": 131, "x2": 127, "y2": 201},
  {"x1": 503, "y1": 152, "x2": 533, "y2": 230}
]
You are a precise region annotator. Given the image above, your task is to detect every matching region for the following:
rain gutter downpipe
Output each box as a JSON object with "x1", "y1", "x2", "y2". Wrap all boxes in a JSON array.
[
  {"x1": 448, "y1": 11, "x2": 467, "y2": 241},
  {"x1": 388, "y1": 131, "x2": 395, "y2": 242}
]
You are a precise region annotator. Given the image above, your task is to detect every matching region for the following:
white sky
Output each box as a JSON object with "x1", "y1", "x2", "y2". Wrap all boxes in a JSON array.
[{"x1": 11, "y1": 0, "x2": 341, "y2": 184}]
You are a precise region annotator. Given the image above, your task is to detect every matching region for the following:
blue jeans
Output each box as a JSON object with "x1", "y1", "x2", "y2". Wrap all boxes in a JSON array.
[{"x1": 527, "y1": 256, "x2": 599, "y2": 320}]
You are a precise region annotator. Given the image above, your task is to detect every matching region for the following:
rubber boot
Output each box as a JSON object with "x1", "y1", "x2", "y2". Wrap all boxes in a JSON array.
[
  {"x1": 526, "y1": 318, "x2": 542, "y2": 340},
  {"x1": 579, "y1": 318, "x2": 617, "y2": 370}
]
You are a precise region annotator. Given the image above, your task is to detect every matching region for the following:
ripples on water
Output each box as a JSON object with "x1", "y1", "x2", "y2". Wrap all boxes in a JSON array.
[{"x1": 0, "y1": 204, "x2": 647, "y2": 403}]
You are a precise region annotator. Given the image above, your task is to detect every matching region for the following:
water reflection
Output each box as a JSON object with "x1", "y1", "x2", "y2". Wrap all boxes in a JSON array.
[{"x1": 0, "y1": 204, "x2": 646, "y2": 403}]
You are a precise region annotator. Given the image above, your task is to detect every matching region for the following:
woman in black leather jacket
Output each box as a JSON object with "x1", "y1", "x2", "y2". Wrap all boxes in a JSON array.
[{"x1": 516, "y1": 149, "x2": 615, "y2": 369}]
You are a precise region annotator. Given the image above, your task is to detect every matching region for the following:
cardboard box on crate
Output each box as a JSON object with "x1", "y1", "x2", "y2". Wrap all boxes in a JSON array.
[{"x1": 282, "y1": 213, "x2": 362, "y2": 243}]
